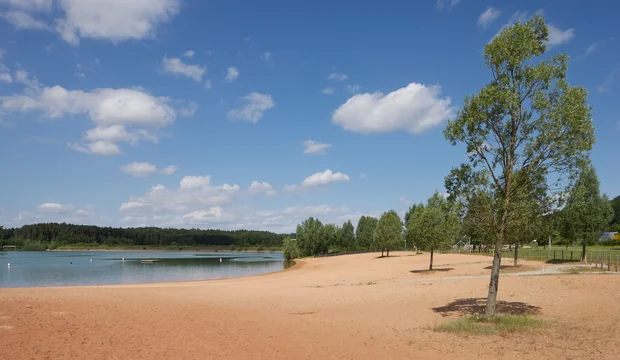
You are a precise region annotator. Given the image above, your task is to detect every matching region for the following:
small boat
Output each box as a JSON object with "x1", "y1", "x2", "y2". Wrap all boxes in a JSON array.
[{"x1": 140, "y1": 259, "x2": 161, "y2": 263}]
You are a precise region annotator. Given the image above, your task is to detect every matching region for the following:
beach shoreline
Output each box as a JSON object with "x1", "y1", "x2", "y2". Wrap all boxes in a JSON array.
[{"x1": 1, "y1": 252, "x2": 618, "y2": 360}]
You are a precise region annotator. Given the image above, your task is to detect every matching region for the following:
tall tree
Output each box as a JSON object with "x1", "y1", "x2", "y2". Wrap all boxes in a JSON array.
[
  {"x1": 373, "y1": 210, "x2": 403, "y2": 257},
  {"x1": 322, "y1": 223, "x2": 339, "y2": 252},
  {"x1": 610, "y1": 195, "x2": 620, "y2": 226},
  {"x1": 444, "y1": 16, "x2": 595, "y2": 315},
  {"x1": 407, "y1": 192, "x2": 460, "y2": 270},
  {"x1": 356, "y1": 216, "x2": 378, "y2": 250},
  {"x1": 296, "y1": 217, "x2": 325, "y2": 256},
  {"x1": 341, "y1": 220, "x2": 355, "y2": 251},
  {"x1": 561, "y1": 164, "x2": 614, "y2": 261},
  {"x1": 404, "y1": 204, "x2": 418, "y2": 226}
]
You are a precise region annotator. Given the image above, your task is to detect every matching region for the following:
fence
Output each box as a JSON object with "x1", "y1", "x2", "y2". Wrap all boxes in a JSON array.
[{"x1": 438, "y1": 247, "x2": 620, "y2": 272}]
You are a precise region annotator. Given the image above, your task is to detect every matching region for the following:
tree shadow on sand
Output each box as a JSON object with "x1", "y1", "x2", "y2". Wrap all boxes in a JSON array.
[
  {"x1": 432, "y1": 298, "x2": 541, "y2": 317},
  {"x1": 410, "y1": 268, "x2": 455, "y2": 274}
]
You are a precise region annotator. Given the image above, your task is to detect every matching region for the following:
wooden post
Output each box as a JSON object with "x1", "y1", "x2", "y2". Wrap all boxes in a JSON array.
[
  {"x1": 554, "y1": 250, "x2": 556, "y2": 260},
  {"x1": 562, "y1": 250, "x2": 564, "y2": 261},
  {"x1": 616, "y1": 255, "x2": 618, "y2": 272},
  {"x1": 608, "y1": 254, "x2": 611, "y2": 271}
]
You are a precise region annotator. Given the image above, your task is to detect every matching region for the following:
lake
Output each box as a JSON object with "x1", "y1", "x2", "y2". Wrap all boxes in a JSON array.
[{"x1": 0, "y1": 251, "x2": 287, "y2": 288}]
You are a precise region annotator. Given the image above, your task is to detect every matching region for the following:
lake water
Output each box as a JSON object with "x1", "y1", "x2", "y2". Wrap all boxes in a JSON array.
[{"x1": 0, "y1": 251, "x2": 287, "y2": 288}]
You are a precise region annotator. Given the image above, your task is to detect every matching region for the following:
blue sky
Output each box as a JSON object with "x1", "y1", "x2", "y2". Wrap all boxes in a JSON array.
[{"x1": 0, "y1": 0, "x2": 618, "y2": 232}]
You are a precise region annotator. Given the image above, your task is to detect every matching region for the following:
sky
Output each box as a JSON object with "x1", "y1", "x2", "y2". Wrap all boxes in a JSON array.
[{"x1": 0, "y1": 0, "x2": 618, "y2": 233}]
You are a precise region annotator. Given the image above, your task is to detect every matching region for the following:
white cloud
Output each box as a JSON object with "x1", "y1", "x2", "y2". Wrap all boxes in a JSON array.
[
  {"x1": 225, "y1": 66, "x2": 239, "y2": 83},
  {"x1": 547, "y1": 24, "x2": 575, "y2": 48},
  {"x1": 359, "y1": 173, "x2": 367, "y2": 179},
  {"x1": 0, "y1": 10, "x2": 51, "y2": 30},
  {"x1": 53, "y1": 0, "x2": 180, "y2": 45},
  {"x1": 598, "y1": 64, "x2": 619, "y2": 93},
  {"x1": 321, "y1": 87, "x2": 334, "y2": 95},
  {"x1": 161, "y1": 165, "x2": 177, "y2": 175},
  {"x1": 227, "y1": 92, "x2": 274, "y2": 123},
  {"x1": 345, "y1": 84, "x2": 361, "y2": 94},
  {"x1": 0, "y1": 71, "x2": 10, "y2": 83},
  {"x1": 13, "y1": 69, "x2": 40, "y2": 90},
  {"x1": 0, "y1": 0, "x2": 52, "y2": 11},
  {"x1": 204, "y1": 79, "x2": 212, "y2": 89},
  {"x1": 161, "y1": 56, "x2": 205, "y2": 82},
  {"x1": 183, "y1": 50, "x2": 194, "y2": 57},
  {"x1": 118, "y1": 175, "x2": 241, "y2": 226},
  {"x1": 68, "y1": 140, "x2": 121, "y2": 155},
  {"x1": 0, "y1": 83, "x2": 191, "y2": 154},
  {"x1": 38, "y1": 202, "x2": 73, "y2": 213},
  {"x1": 302, "y1": 139, "x2": 331, "y2": 155},
  {"x1": 262, "y1": 52, "x2": 272, "y2": 61},
  {"x1": 328, "y1": 73, "x2": 348, "y2": 82},
  {"x1": 399, "y1": 196, "x2": 412, "y2": 205},
  {"x1": 332, "y1": 82, "x2": 454, "y2": 134},
  {"x1": 248, "y1": 181, "x2": 276, "y2": 196},
  {"x1": 478, "y1": 7, "x2": 501, "y2": 28},
  {"x1": 435, "y1": 0, "x2": 462, "y2": 11},
  {"x1": 121, "y1": 162, "x2": 178, "y2": 177},
  {"x1": 285, "y1": 169, "x2": 350, "y2": 191}
]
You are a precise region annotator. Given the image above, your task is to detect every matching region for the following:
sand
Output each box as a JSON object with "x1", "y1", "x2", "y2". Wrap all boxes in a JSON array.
[{"x1": 1, "y1": 252, "x2": 619, "y2": 360}]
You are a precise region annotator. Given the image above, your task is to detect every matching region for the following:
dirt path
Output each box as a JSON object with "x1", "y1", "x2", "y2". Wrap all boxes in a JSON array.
[{"x1": 1, "y1": 252, "x2": 618, "y2": 360}]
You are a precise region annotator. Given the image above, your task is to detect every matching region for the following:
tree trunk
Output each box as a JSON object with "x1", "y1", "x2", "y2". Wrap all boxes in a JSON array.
[
  {"x1": 429, "y1": 248, "x2": 434, "y2": 270},
  {"x1": 486, "y1": 198, "x2": 510, "y2": 316},
  {"x1": 387, "y1": 248, "x2": 390, "y2": 257},
  {"x1": 581, "y1": 240, "x2": 586, "y2": 263},
  {"x1": 381, "y1": 249, "x2": 384, "y2": 257},
  {"x1": 513, "y1": 243, "x2": 518, "y2": 267}
]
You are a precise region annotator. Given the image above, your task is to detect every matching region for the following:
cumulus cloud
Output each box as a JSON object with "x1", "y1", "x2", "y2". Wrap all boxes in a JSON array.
[
  {"x1": 55, "y1": 0, "x2": 180, "y2": 45},
  {"x1": 302, "y1": 139, "x2": 331, "y2": 155},
  {"x1": 0, "y1": 83, "x2": 192, "y2": 154},
  {"x1": 321, "y1": 87, "x2": 334, "y2": 95},
  {"x1": 478, "y1": 7, "x2": 501, "y2": 28},
  {"x1": 161, "y1": 56, "x2": 205, "y2": 82},
  {"x1": 12, "y1": 202, "x2": 102, "y2": 226},
  {"x1": 118, "y1": 175, "x2": 241, "y2": 226},
  {"x1": 332, "y1": 82, "x2": 454, "y2": 134},
  {"x1": 121, "y1": 162, "x2": 178, "y2": 177},
  {"x1": 183, "y1": 50, "x2": 194, "y2": 57},
  {"x1": 225, "y1": 66, "x2": 239, "y2": 82},
  {"x1": 227, "y1": 92, "x2": 274, "y2": 123},
  {"x1": 285, "y1": 169, "x2": 350, "y2": 191},
  {"x1": 0, "y1": 10, "x2": 51, "y2": 30},
  {"x1": 328, "y1": 73, "x2": 348, "y2": 82},
  {"x1": 547, "y1": 24, "x2": 575, "y2": 47},
  {"x1": 248, "y1": 181, "x2": 276, "y2": 196},
  {"x1": 0, "y1": 0, "x2": 180, "y2": 45}
]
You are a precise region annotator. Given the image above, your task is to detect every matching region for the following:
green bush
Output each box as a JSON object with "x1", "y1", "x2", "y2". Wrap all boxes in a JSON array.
[{"x1": 282, "y1": 237, "x2": 300, "y2": 260}]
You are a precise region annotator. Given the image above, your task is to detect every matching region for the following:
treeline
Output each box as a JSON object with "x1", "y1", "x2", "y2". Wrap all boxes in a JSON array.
[{"x1": 0, "y1": 223, "x2": 291, "y2": 250}]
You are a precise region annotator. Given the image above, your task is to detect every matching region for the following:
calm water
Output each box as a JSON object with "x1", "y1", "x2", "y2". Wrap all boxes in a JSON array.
[{"x1": 0, "y1": 251, "x2": 286, "y2": 288}]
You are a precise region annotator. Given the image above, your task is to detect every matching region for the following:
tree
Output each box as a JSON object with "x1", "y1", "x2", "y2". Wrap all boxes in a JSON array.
[
  {"x1": 406, "y1": 193, "x2": 460, "y2": 270},
  {"x1": 341, "y1": 220, "x2": 355, "y2": 251},
  {"x1": 404, "y1": 204, "x2": 418, "y2": 226},
  {"x1": 282, "y1": 237, "x2": 300, "y2": 260},
  {"x1": 322, "y1": 224, "x2": 339, "y2": 252},
  {"x1": 444, "y1": 16, "x2": 595, "y2": 315},
  {"x1": 373, "y1": 210, "x2": 403, "y2": 257},
  {"x1": 610, "y1": 195, "x2": 620, "y2": 226},
  {"x1": 296, "y1": 217, "x2": 325, "y2": 256},
  {"x1": 356, "y1": 216, "x2": 378, "y2": 250},
  {"x1": 561, "y1": 164, "x2": 614, "y2": 261}
]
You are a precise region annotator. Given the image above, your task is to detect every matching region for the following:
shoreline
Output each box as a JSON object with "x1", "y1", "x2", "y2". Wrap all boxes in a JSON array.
[
  {"x1": 2, "y1": 252, "x2": 620, "y2": 360},
  {"x1": 44, "y1": 248, "x2": 282, "y2": 253}
]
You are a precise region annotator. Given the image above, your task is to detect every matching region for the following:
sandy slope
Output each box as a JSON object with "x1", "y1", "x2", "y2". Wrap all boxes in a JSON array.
[{"x1": 1, "y1": 252, "x2": 619, "y2": 360}]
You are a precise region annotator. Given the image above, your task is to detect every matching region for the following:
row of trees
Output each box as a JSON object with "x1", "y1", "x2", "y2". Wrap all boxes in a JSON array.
[{"x1": 0, "y1": 223, "x2": 290, "y2": 249}]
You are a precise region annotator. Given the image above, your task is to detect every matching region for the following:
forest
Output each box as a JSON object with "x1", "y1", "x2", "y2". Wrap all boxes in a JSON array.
[{"x1": 0, "y1": 223, "x2": 291, "y2": 250}]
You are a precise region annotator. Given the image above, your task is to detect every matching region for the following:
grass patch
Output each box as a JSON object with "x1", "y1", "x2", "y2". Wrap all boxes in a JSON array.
[
  {"x1": 562, "y1": 266, "x2": 609, "y2": 274},
  {"x1": 435, "y1": 314, "x2": 545, "y2": 336}
]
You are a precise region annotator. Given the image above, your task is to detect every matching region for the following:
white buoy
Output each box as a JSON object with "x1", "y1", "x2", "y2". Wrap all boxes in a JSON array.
[
  {"x1": 220, "y1": 258, "x2": 222, "y2": 263},
  {"x1": 122, "y1": 257, "x2": 125, "y2": 261},
  {"x1": 7, "y1": 263, "x2": 10, "y2": 267},
  {"x1": 90, "y1": 259, "x2": 93, "y2": 262}
]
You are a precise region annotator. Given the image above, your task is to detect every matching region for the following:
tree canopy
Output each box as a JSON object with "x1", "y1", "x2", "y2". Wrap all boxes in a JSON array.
[
  {"x1": 444, "y1": 16, "x2": 595, "y2": 315},
  {"x1": 373, "y1": 210, "x2": 403, "y2": 257}
]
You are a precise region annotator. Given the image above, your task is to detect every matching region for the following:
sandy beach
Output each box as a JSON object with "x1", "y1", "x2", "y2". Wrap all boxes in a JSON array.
[{"x1": 1, "y1": 252, "x2": 619, "y2": 360}]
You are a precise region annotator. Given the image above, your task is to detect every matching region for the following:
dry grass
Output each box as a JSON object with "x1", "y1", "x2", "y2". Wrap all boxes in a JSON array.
[{"x1": 435, "y1": 314, "x2": 546, "y2": 336}]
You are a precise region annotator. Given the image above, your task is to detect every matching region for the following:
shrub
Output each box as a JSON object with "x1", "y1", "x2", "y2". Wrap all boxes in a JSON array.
[{"x1": 282, "y1": 237, "x2": 300, "y2": 260}]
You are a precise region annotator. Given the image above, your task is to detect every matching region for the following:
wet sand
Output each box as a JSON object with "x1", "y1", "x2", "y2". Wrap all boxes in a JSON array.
[{"x1": 1, "y1": 252, "x2": 618, "y2": 359}]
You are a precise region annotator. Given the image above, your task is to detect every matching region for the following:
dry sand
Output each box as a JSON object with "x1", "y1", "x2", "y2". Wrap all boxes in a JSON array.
[{"x1": 1, "y1": 252, "x2": 619, "y2": 360}]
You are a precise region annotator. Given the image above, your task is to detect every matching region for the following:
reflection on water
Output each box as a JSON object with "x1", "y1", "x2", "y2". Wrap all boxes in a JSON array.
[{"x1": 0, "y1": 251, "x2": 285, "y2": 288}]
